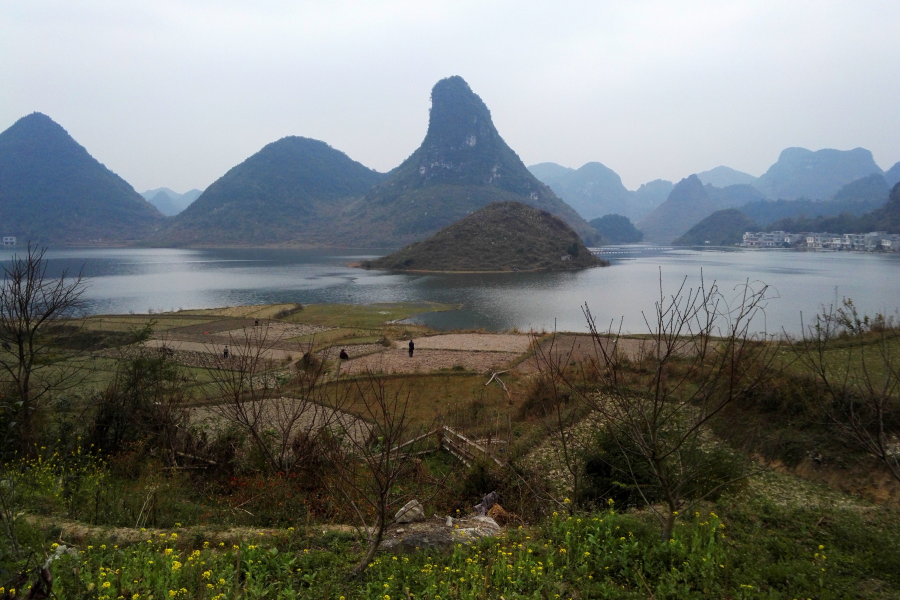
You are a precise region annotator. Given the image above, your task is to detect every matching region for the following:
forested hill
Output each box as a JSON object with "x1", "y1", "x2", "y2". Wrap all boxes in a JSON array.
[
  {"x1": 363, "y1": 201, "x2": 606, "y2": 272},
  {"x1": 156, "y1": 137, "x2": 386, "y2": 246},
  {"x1": 672, "y1": 209, "x2": 757, "y2": 246},
  {"x1": 342, "y1": 76, "x2": 598, "y2": 247},
  {"x1": 0, "y1": 113, "x2": 165, "y2": 244},
  {"x1": 767, "y1": 181, "x2": 900, "y2": 234}
]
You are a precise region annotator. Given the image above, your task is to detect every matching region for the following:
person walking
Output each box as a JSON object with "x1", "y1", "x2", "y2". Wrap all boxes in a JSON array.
[
  {"x1": 223, "y1": 345, "x2": 229, "y2": 359},
  {"x1": 408, "y1": 339, "x2": 415, "y2": 357}
]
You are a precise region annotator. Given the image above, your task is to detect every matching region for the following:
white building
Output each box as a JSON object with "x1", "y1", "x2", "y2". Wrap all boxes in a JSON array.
[
  {"x1": 741, "y1": 231, "x2": 802, "y2": 248},
  {"x1": 2, "y1": 236, "x2": 16, "y2": 247}
]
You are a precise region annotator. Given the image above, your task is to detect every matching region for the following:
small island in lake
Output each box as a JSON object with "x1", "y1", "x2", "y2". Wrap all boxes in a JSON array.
[{"x1": 361, "y1": 201, "x2": 608, "y2": 272}]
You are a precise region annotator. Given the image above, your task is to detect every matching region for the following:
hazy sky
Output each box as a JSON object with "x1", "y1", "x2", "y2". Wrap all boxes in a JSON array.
[{"x1": 2, "y1": 0, "x2": 899, "y2": 192}]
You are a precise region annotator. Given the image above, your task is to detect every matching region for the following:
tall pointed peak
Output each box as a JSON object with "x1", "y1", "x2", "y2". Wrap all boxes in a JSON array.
[{"x1": 423, "y1": 76, "x2": 497, "y2": 149}]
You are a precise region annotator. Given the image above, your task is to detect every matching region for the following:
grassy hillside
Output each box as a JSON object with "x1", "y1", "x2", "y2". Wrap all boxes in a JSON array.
[
  {"x1": 0, "y1": 113, "x2": 165, "y2": 244},
  {"x1": 363, "y1": 201, "x2": 607, "y2": 271}
]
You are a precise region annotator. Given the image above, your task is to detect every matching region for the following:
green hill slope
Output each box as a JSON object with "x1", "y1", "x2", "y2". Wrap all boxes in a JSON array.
[
  {"x1": 157, "y1": 137, "x2": 385, "y2": 245},
  {"x1": 589, "y1": 214, "x2": 643, "y2": 244},
  {"x1": 362, "y1": 201, "x2": 607, "y2": 272},
  {"x1": 768, "y1": 182, "x2": 900, "y2": 234},
  {"x1": 0, "y1": 113, "x2": 165, "y2": 244},
  {"x1": 673, "y1": 209, "x2": 757, "y2": 246},
  {"x1": 344, "y1": 77, "x2": 598, "y2": 247}
]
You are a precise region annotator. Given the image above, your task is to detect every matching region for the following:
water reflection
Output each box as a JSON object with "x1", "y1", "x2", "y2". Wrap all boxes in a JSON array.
[{"x1": 2, "y1": 246, "x2": 897, "y2": 335}]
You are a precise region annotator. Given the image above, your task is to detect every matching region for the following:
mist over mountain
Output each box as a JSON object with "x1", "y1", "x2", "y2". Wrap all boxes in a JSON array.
[
  {"x1": 885, "y1": 161, "x2": 900, "y2": 187},
  {"x1": 738, "y1": 174, "x2": 890, "y2": 226},
  {"x1": 766, "y1": 182, "x2": 900, "y2": 234},
  {"x1": 753, "y1": 147, "x2": 882, "y2": 200},
  {"x1": 829, "y1": 173, "x2": 889, "y2": 204},
  {"x1": 636, "y1": 175, "x2": 721, "y2": 243},
  {"x1": 141, "y1": 187, "x2": 203, "y2": 216},
  {"x1": 528, "y1": 163, "x2": 671, "y2": 222},
  {"x1": 705, "y1": 183, "x2": 767, "y2": 207},
  {"x1": 0, "y1": 113, "x2": 165, "y2": 244},
  {"x1": 157, "y1": 136, "x2": 385, "y2": 246},
  {"x1": 345, "y1": 76, "x2": 596, "y2": 246},
  {"x1": 526, "y1": 161, "x2": 630, "y2": 221},
  {"x1": 629, "y1": 179, "x2": 674, "y2": 220},
  {"x1": 696, "y1": 166, "x2": 758, "y2": 187},
  {"x1": 635, "y1": 176, "x2": 762, "y2": 243}
]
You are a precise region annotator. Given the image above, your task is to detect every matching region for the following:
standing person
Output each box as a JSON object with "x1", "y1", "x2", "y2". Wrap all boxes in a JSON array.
[
  {"x1": 223, "y1": 345, "x2": 229, "y2": 359},
  {"x1": 408, "y1": 339, "x2": 415, "y2": 357}
]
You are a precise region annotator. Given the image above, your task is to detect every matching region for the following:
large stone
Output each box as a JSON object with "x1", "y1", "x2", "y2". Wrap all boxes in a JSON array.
[
  {"x1": 395, "y1": 499, "x2": 426, "y2": 524},
  {"x1": 380, "y1": 516, "x2": 501, "y2": 554}
]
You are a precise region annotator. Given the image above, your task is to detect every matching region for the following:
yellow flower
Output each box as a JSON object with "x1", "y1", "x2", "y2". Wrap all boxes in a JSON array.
[
  {"x1": 102, "y1": 581, "x2": 111, "y2": 589},
  {"x1": 172, "y1": 561, "x2": 182, "y2": 571},
  {"x1": 202, "y1": 571, "x2": 212, "y2": 579}
]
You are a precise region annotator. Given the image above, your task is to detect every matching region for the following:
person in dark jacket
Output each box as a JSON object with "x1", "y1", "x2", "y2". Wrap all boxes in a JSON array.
[
  {"x1": 408, "y1": 339, "x2": 415, "y2": 357},
  {"x1": 339, "y1": 348, "x2": 349, "y2": 360}
]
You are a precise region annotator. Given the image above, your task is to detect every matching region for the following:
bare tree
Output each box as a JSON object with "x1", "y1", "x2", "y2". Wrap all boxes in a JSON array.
[
  {"x1": 793, "y1": 299, "x2": 900, "y2": 483},
  {"x1": 0, "y1": 244, "x2": 87, "y2": 449},
  {"x1": 547, "y1": 275, "x2": 780, "y2": 539},
  {"x1": 202, "y1": 323, "x2": 343, "y2": 474},
  {"x1": 326, "y1": 373, "x2": 439, "y2": 577},
  {"x1": 527, "y1": 331, "x2": 590, "y2": 513}
]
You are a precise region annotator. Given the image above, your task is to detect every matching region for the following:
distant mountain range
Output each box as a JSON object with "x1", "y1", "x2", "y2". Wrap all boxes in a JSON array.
[
  {"x1": 3, "y1": 87, "x2": 899, "y2": 248},
  {"x1": 0, "y1": 113, "x2": 164, "y2": 244},
  {"x1": 140, "y1": 188, "x2": 203, "y2": 216},
  {"x1": 674, "y1": 181, "x2": 900, "y2": 247},
  {"x1": 527, "y1": 162, "x2": 670, "y2": 222},
  {"x1": 529, "y1": 150, "x2": 900, "y2": 242}
]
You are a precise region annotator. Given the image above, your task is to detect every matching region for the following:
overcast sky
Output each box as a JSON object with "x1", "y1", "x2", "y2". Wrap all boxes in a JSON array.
[{"x1": 2, "y1": 0, "x2": 899, "y2": 192}]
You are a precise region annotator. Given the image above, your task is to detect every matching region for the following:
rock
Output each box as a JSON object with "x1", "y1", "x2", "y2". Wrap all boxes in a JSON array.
[
  {"x1": 380, "y1": 516, "x2": 501, "y2": 554},
  {"x1": 395, "y1": 499, "x2": 426, "y2": 523},
  {"x1": 473, "y1": 491, "x2": 499, "y2": 516}
]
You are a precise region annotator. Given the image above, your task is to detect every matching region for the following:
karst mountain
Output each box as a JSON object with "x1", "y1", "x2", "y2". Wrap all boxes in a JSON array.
[
  {"x1": 157, "y1": 137, "x2": 386, "y2": 246},
  {"x1": 0, "y1": 113, "x2": 165, "y2": 244},
  {"x1": 343, "y1": 76, "x2": 597, "y2": 246}
]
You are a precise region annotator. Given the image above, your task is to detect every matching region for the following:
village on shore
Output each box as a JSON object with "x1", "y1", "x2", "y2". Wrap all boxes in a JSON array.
[{"x1": 741, "y1": 230, "x2": 900, "y2": 251}]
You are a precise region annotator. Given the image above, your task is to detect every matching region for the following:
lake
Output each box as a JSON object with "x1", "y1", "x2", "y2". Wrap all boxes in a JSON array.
[{"x1": 4, "y1": 246, "x2": 898, "y2": 336}]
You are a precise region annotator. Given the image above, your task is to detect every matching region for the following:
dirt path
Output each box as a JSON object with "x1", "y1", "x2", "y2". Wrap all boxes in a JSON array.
[{"x1": 145, "y1": 338, "x2": 298, "y2": 361}]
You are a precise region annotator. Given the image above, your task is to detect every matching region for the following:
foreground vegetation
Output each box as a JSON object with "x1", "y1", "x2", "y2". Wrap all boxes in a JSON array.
[{"x1": 2, "y1": 247, "x2": 900, "y2": 598}]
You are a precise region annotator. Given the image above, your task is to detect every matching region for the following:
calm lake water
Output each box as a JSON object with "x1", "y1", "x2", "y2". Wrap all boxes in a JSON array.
[{"x1": 4, "y1": 246, "x2": 898, "y2": 335}]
